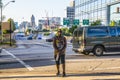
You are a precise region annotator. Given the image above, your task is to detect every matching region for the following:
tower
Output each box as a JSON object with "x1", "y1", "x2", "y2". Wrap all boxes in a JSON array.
[{"x1": 31, "y1": 14, "x2": 35, "y2": 27}]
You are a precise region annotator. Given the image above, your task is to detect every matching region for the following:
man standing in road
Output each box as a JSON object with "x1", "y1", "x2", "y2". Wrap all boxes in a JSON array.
[{"x1": 53, "y1": 29, "x2": 67, "y2": 77}]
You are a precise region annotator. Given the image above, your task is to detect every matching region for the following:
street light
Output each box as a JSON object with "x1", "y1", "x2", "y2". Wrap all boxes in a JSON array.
[
  {"x1": 81, "y1": 11, "x2": 90, "y2": 19},
  {"x1": 3, "y1": 0, "x2": 15, "y2": 9},
  {"x1": 81, "y1": 11, "x2": 90, "y2": 25},
  {"x1": 0, "y1": 0, "x2": 15, "y2": 43}
]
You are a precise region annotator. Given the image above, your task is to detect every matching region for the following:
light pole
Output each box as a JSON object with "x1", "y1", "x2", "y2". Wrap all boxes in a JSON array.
[
  {"x1": 0, "y1": 0, "x2": 15, "y2": 43},
  {"x1": 10, "y1": 18, "x2": 12, "y2": 46},
  {"x1": 81, "y1": 11, "x2": 90, "y2": 20},
  {"x1": 81, "y1": 11, "x2": 90, "y2": 25}
]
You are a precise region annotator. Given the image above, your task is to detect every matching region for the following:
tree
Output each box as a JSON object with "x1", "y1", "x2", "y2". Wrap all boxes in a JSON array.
[
  {"x1": 118, "y1": 20, "x2": 120, "y2": 26},
  {"x1": 69, "y1": 25, "x2": 78, "y2": 35},
  {"x1": 90, "y1": 20, "x2": 102, "y2": 26},
  {"x1": 7, "y1": 18, "x2": 16, "y2": 32},
  {"x1": 42, "y1": 29, "x2": 50, "y2": 32},
  {"x1": 61, "y1": 27, "x2": 71, "y2": 36},
  {"x1": 110, "y1": 20, "x2": 116, "y2": 26}
]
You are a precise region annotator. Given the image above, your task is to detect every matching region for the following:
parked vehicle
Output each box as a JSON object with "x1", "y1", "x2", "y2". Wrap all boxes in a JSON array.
[
  {"x1": 72, "y1": 26, "x2": 120, "y2": 56},
  {"x1": 46, "y1": 34, "x2": 55, "y2": 42},
  {"x1": 15, "y1": 32, "x2": 25, "y2": 40},
  {"x1": 37, "y1": 34, "x2": 42, "y2": 40},
  {"x1": 0, "y1": 48, "x2": 2, "y2": 53},
  {"x1": 70, "y1": 38, "x2": 73, "y2": 43},
  {"x1": 0, "y1": 47, "x2": 2, "y2": 56},
  {"x1": 46, "y1": 38, "x2": 53, "y2": 42},
  {"x1": 27, "y1": 34, "x2": 33, "y2": 40}
]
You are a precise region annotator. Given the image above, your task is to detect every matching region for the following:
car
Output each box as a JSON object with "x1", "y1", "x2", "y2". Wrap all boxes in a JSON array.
[
  {"x1": 27, "y1": 34, "x2": 33, "y2": 40},
  {"x1": 37, "y1": 34, "x2": 42, "y2": 40},
  {"x1": 70, "y1": 38, "x2": 73, "y2": 43},
  {"x1": 46, "y1": 38, "x2": 53, "y2": 42},
  {"x1": 0, "y1": 48, "x2": 1, "y2": 52},
  {"x1": 15, "y1": 32, "x2": 25, "y2": 40},
  {"x1": 72, "y1": 26, "x2": 120, "y2": 56}
]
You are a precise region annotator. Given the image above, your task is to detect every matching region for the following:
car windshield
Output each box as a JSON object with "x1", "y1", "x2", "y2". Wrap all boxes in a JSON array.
[{"x1": 73, "y1": 28, "x2": 83, "y2": 37}]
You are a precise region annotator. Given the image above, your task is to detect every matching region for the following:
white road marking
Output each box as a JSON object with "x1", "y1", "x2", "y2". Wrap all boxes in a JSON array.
[{"x1": 3, "y1": 49, "x2": 34, "y2": 71}]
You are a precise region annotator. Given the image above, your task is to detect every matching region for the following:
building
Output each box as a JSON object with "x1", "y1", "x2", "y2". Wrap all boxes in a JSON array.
[
  {"x1": 66, "y1": 1, "x2": 75, "y2": 26},
  {"x1": 38, "y1": 17, "x2": 61, "y2": 30},
  {"x1": 2, "y1": 22, "x2": 10, "y2": 30},
  {"x1": 19, "y1": 21, "x2": 30, "y2": 32},
  {"x1": 75, "y1": 0, "x2": 120, "y2": 26},
  {"x1": 14, "y1": 22, "x2": 18, "y2": 29},
  {"x1": 31, "y1": 14, "x2": 36, "y2": 28},
  {"x1": 49, "y1": 17, "x2": 61, "y2": 29},
  {"x1": 38, "y1": 19, "x2": 48, "y2": 30}
]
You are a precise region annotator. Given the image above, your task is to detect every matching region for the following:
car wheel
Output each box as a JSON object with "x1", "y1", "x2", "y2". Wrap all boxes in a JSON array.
[{"x1": 93, "y1": 46, "x2": 104, "y2": 56}]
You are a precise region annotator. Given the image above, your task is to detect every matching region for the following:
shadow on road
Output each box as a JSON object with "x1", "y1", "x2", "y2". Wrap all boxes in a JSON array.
[
  {"x1": 0, "y1": 59, "x2": 55, "y2": 69},
  {"x1": 103, "y1": 53, "x2": 120, "y2": 56},
  {"x1": 67, "y1": 72, "x2": 120, "y2": 77}
]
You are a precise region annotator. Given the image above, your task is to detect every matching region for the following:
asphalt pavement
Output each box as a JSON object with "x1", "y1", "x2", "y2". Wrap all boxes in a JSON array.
[{"x1": 1, "y1": 40, "x2": 120, "y2": 80}]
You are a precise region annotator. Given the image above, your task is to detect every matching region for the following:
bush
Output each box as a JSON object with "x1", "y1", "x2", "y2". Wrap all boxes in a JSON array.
[
  {"x1": 44, "y1": 32, "x2": 50, "y2": 36},
  {"x1": 3, "y1": 30, "x2": 13, "y2": 34}
]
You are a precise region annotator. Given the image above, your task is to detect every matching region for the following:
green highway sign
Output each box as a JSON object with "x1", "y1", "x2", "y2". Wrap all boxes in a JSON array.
[
  {"x1": 63, "y1": 19, "x2": 70, "y2": 25},
  {"x1": 73, "y1": 19, "x2": 79, "y2": 25},
  {"x1": 83, "y1": 19, "x2": 89, "y2": 25}
]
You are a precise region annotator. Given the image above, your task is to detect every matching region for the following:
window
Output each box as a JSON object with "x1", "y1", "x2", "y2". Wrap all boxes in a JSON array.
[
  {"x1": 78, "y1": 28, "x2": 83, "y2": 37},
  {"x1": 117, "y1": 27, "x2": 120, "y2": 36},
  {"x1": 73, "y1": 28, "x2": 83, "y2": 37},
  {"x1": 87, "y1": 27, "x2": 108, "y2": 37},
  {"x1": 109, "y1": 27, "x2": 117, "y2": 37},
  {"x1": 73, "y1": 29, "x2": 78, "y2": 37}
]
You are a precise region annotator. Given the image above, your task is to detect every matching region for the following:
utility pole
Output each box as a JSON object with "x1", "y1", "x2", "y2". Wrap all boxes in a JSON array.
[
  {"x1": 10, "y1": 19, "x2": 12, "y2": 46},
  {"x1": 0, "y1": 0, "x2": 15, "y2": 43},
  {"x1": 0, "y1": 0, "x2": 3, "y2": 43}
]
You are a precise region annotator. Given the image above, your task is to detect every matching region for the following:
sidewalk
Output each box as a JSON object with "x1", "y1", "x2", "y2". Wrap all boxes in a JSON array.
[
  {"x1": 0, "y1": 58, "x2": 120, "y2": 80},
  {"x1": 0, "y1": 74, "x2": 120, "y2": 80}
]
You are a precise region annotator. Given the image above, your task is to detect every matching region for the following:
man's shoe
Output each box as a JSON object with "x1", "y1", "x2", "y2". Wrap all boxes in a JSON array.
[
  {"x1": 56, "y1": 72, "x2": 60, "y2": 76},
  {"x1": 62, "y1": 72, "x2": 66, "y2": 77}
]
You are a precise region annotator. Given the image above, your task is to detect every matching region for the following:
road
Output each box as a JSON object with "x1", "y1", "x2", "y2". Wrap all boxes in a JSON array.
[
  {"x1": 0, "y1": 40, "x2": 120, "y2": 80},
  {"x1": 0, "y1": 40, "x2": 74, "y2": 70}
]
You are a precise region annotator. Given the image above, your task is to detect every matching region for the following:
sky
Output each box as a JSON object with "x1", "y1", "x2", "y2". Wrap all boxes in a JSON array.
[{"x1": 2, "y1": 0, "x2": 71, "y2": 25}]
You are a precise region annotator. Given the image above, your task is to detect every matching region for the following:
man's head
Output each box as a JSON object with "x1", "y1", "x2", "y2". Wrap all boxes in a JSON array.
[{"x1": 57, "y1": 29, "x2": 62, "y2": 36}]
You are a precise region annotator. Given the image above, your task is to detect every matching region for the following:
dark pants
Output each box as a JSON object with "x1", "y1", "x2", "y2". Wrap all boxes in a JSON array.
[{"x1": 54, "y1": 54, "x2": 65, "y2": 65}]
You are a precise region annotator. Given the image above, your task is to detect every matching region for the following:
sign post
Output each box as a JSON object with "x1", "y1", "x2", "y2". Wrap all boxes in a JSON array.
[
  {"x1": 73, "y1": 19, "x2": 79, "y2": 25},
  {"x1": 63, "y1": 18, "x2": 70, "y2": 25},
  {"x1": 83, "y1": 19, "x2": 89, "y2": 25}
]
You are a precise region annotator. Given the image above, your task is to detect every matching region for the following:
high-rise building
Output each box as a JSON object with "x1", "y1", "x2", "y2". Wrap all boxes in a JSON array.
[
  {"x1": 70, "y1": 0, "x2": 75, "y2": 7},
  {"x1": 75, "y1": 0, "x2": 120, "y2": 26},
  {"x1": 66, "y1": 0, "x2": 75, "y2": 26},
  {"x1": 31, "y1": 14, "x2": 36, "y2": 27}
]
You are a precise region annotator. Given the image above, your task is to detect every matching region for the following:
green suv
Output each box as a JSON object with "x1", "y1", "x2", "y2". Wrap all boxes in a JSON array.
[{"x1": 72, "y1": 26, "x2": 120, "y2": 56}]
